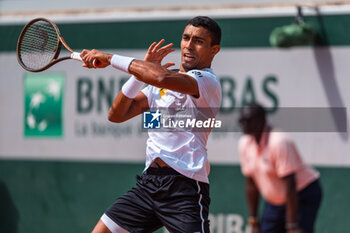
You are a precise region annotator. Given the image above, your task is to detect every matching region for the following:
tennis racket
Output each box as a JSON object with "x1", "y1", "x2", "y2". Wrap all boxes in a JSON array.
[{"x1": 17, "y1": 17, "x2": 97, "y2": 72}]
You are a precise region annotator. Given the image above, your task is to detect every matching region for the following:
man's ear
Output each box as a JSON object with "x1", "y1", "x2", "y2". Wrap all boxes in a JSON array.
[{"x1": 211, "y1": 45, "x2": 221, "y2": 56}]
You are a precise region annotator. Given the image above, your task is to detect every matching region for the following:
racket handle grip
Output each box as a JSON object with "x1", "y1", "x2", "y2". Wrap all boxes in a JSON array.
[{"x1": 71, "y1": 52, "x2": 82, "y2": 61}]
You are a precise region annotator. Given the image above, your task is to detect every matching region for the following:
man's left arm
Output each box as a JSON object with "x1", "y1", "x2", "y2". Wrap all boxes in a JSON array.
[{"x1": 272, "y1": 136, "x2": 305, "y2": 233}]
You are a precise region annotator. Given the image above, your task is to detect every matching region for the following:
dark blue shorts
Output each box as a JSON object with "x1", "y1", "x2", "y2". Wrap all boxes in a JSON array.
[
  {"x1": 104, "y1": 167, "x2": 210, "y2": 233},
  {"x1": 260, "y1": 179, "x2": 322, "y2": 233}
]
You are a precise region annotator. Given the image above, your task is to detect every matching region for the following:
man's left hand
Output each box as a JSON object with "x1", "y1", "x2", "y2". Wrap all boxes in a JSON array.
[{"x1": 144, "y1": 39, "x2": 175, "y2": 68}]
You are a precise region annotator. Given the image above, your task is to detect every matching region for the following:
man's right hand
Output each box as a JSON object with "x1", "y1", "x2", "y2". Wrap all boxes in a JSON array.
[
  {"x1": 250, "y1": 224, "x2": 259, "y2": 233},
  {"x1": 80, "y1": 49, "x2": 112, "y2": 69},
  {"x1": 287, "y1": 228, "x2": 303, "y2": 233}
]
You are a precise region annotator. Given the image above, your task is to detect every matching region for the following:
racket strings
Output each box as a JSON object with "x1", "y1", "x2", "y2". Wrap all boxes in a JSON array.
[
  {"x1": 19, "y1": 20, "x2": 59, "y2": 70},
  {"x1": 21, "y1": 33, "x2": 58, "y2": 48}
]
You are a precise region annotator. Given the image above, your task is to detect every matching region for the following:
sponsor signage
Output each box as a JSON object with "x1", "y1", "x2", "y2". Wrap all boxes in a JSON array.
[
  {"x1": 0, "y1": 48, "x2": 349, "y2": 166},
  {"x1": 23, "y1": 73, "x2": 64, "y2": 137}
]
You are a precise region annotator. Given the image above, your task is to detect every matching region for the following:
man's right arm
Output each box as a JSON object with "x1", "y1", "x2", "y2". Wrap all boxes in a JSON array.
[
  {"x1": 246, "y1": 177, "x2": 260, "y2": 232},
  {"x1": 80, "y1": 48, "x2": 199, "y2": 97},
  {"x1": 81, "y1": 39, "x2": 212, "y2": 123},
  {"x1": 128, "y1": 60, "x2": 199, "y2": 97},
  {"x1": 80, "y1": 40, "x2": 177, "y2": 123}
]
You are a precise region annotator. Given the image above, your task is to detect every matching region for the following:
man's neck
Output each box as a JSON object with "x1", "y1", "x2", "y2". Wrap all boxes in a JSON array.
[
  {"x1": 254, "y1": 132, "x2": 263, "y2": 145},
  {"x1": 179, "y1": 64, "x2": 211, "y2": 73},
  {"x1": 253, "y1": 124, "x2": 269, "y2": 145}
]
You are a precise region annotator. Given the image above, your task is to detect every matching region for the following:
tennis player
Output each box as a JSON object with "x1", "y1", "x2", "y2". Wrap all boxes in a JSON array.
[
  {"x1": 238, "y1": 103, "x2": 322, "y2": 233},
  {"x1": 81, "y1": 16, "x2": 222, "y2": 233}
]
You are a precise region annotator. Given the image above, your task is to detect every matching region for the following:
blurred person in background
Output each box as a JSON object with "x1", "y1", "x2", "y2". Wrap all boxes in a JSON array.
[
  {"x1": 238, "y1": 103, "x2": 322, "y2": 233},
  {"x1": 80, "y1": 16, "x2": 222, "y2": 233}
]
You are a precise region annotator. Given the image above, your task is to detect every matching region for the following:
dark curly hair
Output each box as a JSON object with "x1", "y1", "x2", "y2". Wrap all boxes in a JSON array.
[{"x1": 186, "y1": 16, "x2": 222, "y2": 46}]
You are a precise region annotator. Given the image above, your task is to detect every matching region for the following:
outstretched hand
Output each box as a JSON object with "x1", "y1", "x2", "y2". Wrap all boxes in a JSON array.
[{"x1": 144, "y1": 39, "x2": 175, "y2": 69}]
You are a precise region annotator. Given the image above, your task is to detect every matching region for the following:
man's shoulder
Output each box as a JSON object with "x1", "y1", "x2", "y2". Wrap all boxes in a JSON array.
[
  {"x1": 238, "y1": 135, "x2": 253, "y2": 149},
  {"x1": 187, "y1": 68, "x2": 216, "y2": 77},
  {"x1": 187, "y1": 69, "x2": 220, "y2": 89},
  {"x1": 269, "y1": 130, "x2": 293, "y2": 147}
]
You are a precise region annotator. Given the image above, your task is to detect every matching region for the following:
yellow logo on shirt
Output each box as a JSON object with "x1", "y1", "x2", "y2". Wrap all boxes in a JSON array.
[{"x1": 159, "y1": 88, "x2": 168, "y2": 99}]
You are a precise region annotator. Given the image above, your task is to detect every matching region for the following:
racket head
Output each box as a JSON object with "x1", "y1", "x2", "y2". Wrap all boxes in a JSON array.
[{"x1": 17, "y1": 17, "x2": 62, "y2": 72}]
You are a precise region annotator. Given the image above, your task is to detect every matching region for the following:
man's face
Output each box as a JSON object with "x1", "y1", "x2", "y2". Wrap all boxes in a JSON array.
[
  {"x1": 180, "y1": 25, "x2": 220, "y2": 72},
  {"x1": 239, "y1": 107, "x2": 265, "y2": 135}
]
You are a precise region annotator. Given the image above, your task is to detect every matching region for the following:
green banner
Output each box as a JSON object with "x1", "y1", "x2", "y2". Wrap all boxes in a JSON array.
[{"x1": 23, "y1": 73, "x2": 64, "y2": 137}]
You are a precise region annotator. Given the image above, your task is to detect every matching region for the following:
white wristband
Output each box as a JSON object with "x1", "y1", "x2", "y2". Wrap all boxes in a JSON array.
[
  {"x1": 121, "y1": 75, "x2": 144, "y2": 99},
  {"x1": 111, "y1": 54, "x2": 135, "y2": 73}
]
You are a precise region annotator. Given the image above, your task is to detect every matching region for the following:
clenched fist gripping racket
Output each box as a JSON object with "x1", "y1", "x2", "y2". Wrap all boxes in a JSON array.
[{"x1": 17, "y1": 17, "x2": 86, "y2": 72}]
